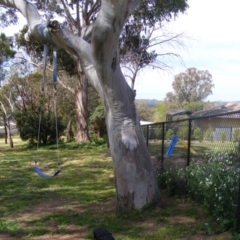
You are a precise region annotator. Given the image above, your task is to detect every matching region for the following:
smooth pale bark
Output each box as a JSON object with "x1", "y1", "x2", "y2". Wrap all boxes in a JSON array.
[
  {"x1": 0, "y1": 103, "x2": 13, "y2": 148},
  {"x1": 0, "y1": 0, "x2": 160, "y2": 212}
]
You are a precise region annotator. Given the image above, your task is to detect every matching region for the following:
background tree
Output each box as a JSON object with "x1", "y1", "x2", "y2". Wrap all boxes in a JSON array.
[
  {"x1": 129, "y1": 0, "x2": 188, "y2": 89},
  {"x1": 165, "y1": 68, "x2": 214, "y2": 109},
  {"x1": 120, "y1": 19, "x2": 186, "y2": 90},
  {"x1": 183, "y1": 101, "x2": 204, "y2": 113},
  {"x1": 0, "y1": 33, "x2": 15, "y2": 86},
  {"x1": 153, "y1": 101, "x2": 167, "y2": 122},
  {"x1": 0, "y1": 6, "x2": 18, "y2": 27},
  {"x1": 135, "y1": 100, "x2": 153, "y2": 121},
  {"x1": 15, "y1": 26, "x2": 90, "y2": 143},
  {"x1": 2, "y1": 71, "x2": 66, "y2": 144},
  {"x1": 0, "y1": 33, "x2": 16, "y2": 146},
  {"x1": 0, "y1": 0, "x2": 189, "y2": 213},
  {"x1": 0, "y1": 98, "x2": 14, "y2": 147}
]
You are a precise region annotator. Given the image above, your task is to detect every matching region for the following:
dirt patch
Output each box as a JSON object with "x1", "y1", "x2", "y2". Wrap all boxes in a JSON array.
[
  {"x1": 189, "y1": 232, "x2": 232, "y2": 240},
  {"x1": 16, "y1": 200, "x2": 70, "y2": 221},
  {"x1": 6, "y1": 199, "x2": 116, "y2": 240},
  {"x1": 0, "y1": 234, "x2": 20, "y2": 240},
  {"x1": 168, "y1": 216, "x2": 196, "y2": 225},
  {"x1": 29, "y1": 226, "x2": 88, "y2": 240}
]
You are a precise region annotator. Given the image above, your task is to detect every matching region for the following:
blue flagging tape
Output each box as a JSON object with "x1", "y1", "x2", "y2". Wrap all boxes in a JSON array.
[
  {"x1": 52, "y1": 47, "x2": 58, "y2": 83},
  {"x1": 52, "y1": 74, "x2": 57, "y2": 83}
]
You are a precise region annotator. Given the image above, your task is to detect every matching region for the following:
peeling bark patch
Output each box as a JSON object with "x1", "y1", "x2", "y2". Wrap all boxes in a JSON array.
[{"x1": 121, "y1": 119, "x2": 139, "y2": 150}]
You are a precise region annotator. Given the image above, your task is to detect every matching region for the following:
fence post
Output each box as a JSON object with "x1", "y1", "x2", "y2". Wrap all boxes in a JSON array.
[
  {"x1": 187, "y1": 119, "x2": 192, "y2": 167},
  {"x1": 236, "y1": 140, "x2": 240, "y2": 232},
  {"x1": 161, "y1": 123, "x2": 165, "y2": 162},
  {"x1": 161, "y1": 122, "x2": 165, "y2": 175},
  {"x1": 146, "y1": 125, "x2": 149, "y2": 147}
]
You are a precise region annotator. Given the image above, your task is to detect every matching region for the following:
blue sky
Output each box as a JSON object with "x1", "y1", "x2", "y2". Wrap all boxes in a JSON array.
[
  {"x1": 1, "y1": 0, "x2": 239, "y2": 102},
  {"x1": 135, "y1": 0, "x2": 240, "y2": 102}
]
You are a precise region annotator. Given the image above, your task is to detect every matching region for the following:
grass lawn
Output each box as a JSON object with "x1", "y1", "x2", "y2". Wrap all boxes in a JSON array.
[{"x1": 0, "y1": 136, "x2": 234, "y2": 239}]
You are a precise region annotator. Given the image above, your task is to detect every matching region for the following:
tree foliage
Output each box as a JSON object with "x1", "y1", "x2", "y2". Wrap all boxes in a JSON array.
[
  {"x1": 135, "y1": 100, "x2": 153, "y2": 121},
  {"x1": 153, "y1": 102, "x2": 167, "y2": 122},
  {"x1": 120, "y1": 0, "x2": 188, "y2": 89},
  {"x1": 184, "y1": 101, "x2": 204, "y2": 112},
  {"x1": 2, "y1": 71, "x2": 66, "y2": 144},
  {"x1": 0, "y1": 7, "x2": 18, "y2": 27},
  {"x1": 0, "y1": 33, "x2": 15, "y2": 65},
  {"x1": 165, "y1": 68, "x2": 214, "y2": 108},
  {"x1": 0, "y1": 33, "x2": 16, "y2": 85},
  {"x1": 134, "y1": 0, "x2": 188, "y2": 25}
]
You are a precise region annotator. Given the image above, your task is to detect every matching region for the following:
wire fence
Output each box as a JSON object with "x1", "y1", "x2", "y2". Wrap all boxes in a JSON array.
[
  {"x1": 142, "y1": 110, "x2": 240, "y2": 165},
  {"x1": 142, "y1": 109, "x2": 240, "y2": 230}
]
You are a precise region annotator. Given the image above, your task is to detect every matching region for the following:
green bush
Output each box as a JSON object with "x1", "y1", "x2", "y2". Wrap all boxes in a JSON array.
[
  {"x1": 193, "y1": 127, "x2": 203, "y2": 142},
  {"x1": 165, "y1": 129, "x2": 174, "y2": 141},
  {"x1": 186, "y1": 152, "x2": 239, "y2": 233},
  {"x1": 15, "y1": 112, "x2": 65, "y2": 145},
  {"x1": 233, "y1": 129, "x2": 240, "y2": 143},
  {"x1": 158, "y1": 167, "x2": 185, "y2": 197},
  {"x1": 204, "y1": 128, "x2": 213, "y2": 142},
  {"x1": 155, "y1": 127, "x2": 162, "y2": 140},
  {"x1": 219, "y1": 132, "x2": 226, "y2": 143},
  {"x1": 177, "y1": 126, "x2": 188, "y2": 140}
]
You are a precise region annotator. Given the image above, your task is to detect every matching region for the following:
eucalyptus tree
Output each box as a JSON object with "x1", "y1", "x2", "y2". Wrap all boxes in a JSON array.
[
  {"x1": 0, "y1": 32, "x2": 16, "y2": 146},
  {"x1": 120, "y1": 23, "x2": 186, "y2": 90},
  {"x1": 165, "y1": 68, "x2": 214, "y2": 108},
  {"x1": 118, "y1": 1, "x2": 188, "y2": 92},
  {"x1": 0, "y1": 0, "x2": 188, "y2": 213},
  {"x1": 0, "y1": 32, "x2": 15, "y2": 86}
]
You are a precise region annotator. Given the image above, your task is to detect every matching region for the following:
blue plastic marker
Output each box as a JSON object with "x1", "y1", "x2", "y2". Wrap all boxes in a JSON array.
[{"x1": 165, "y1": 135, "x2": 178, "y2": 156}]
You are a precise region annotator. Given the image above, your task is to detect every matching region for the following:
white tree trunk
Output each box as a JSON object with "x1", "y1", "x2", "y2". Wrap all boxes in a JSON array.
[{"x1": 0, "y1": 0, "x2": 160, "y2": 212}]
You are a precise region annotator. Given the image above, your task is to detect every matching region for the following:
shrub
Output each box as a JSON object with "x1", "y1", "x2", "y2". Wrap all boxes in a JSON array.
[
  {"x1": 158, "y1": 167, "x2": 186, "y2": 197},
  {"x1": 177, "y1": 126, "x2": 188, "y2": 140},
  {"x1": 155, "y1": 126, "x2": 162, "y2": 140},
  {"x1": 233, "y1": 129, "x2": 240, "y2": 143},
  {"x1": 186, "y1": 152, "x2": 240, "y2": 233},
  {"x1": 204, "y1": 128, "x2": 213, "y2": 142},
  {"x1": 15, "y1": 111, "x2": 65, "y2": 145},
  {"x1": 165, "y1": 129, "x2": 174, "y2": 141},
  {"x1": 219, "y1": 132, "x2": 226, "y2": 143},
  {"x1": 193, "y1": 127, "x2": 203, "y2": 142}
]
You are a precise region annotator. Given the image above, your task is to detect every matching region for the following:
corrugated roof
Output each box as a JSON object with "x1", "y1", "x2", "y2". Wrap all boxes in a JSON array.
[
  {"x1": 191, "y1": 102, "x2": 240, "y2": 117},
  {"x1": 167, "y1": 110, "x2": 192, "y2": 116}
]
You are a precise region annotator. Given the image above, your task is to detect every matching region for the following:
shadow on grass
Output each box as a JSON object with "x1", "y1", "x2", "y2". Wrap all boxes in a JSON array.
[{"x1": 0, "y1": 139, "x2": 234, "y2": 240}]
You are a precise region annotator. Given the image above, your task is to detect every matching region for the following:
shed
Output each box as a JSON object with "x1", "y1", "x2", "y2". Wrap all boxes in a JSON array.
[{"x1": 191, "y1": 103, "x2": 240, "y2": 142}]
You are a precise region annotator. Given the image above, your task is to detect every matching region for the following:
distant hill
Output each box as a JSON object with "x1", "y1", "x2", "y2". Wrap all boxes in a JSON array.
[
  {"x1": 135, "y1": 100, "x2": 240, "y2": 109},
  {"x1": 135, "y1": 99, "x2": 162, "y2": 109}
]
